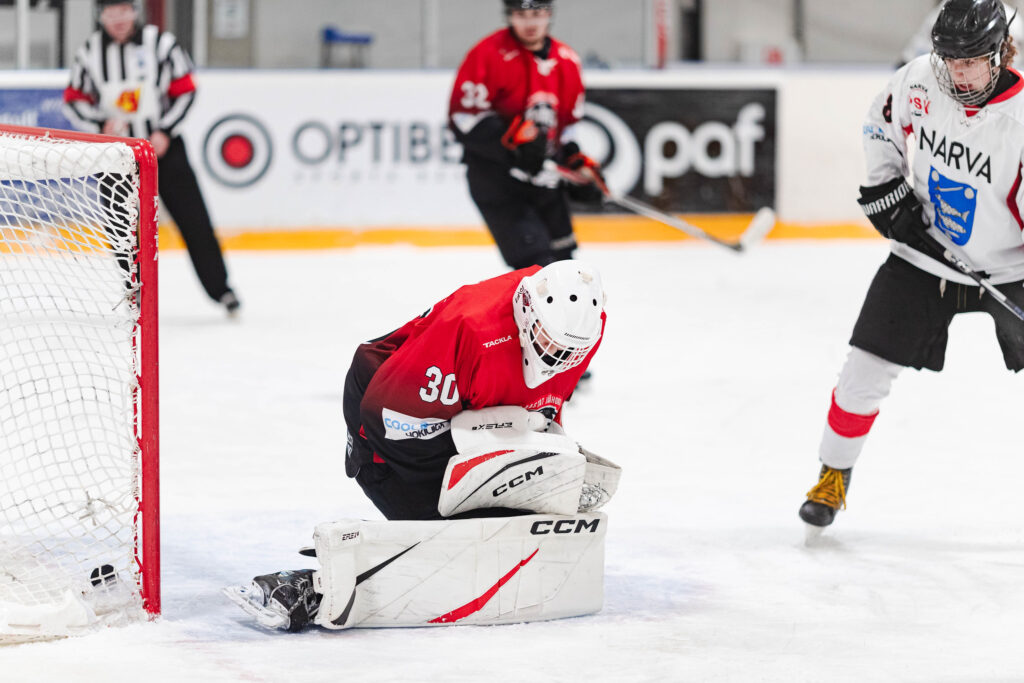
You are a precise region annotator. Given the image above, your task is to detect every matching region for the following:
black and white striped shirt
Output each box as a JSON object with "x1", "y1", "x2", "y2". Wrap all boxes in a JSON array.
[{"x1": 63, "y1": 24, "x2": 197, "y2": 139}]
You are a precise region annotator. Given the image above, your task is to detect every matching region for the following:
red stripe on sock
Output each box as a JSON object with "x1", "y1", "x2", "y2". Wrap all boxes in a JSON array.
[{"x1": 827, "y1": 389, "x2": 878, "y2": 438}]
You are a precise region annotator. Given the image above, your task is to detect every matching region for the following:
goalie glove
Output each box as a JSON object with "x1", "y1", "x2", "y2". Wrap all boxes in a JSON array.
[
  {"x1": 450, "y1": 405, "x2": 576, "y2": 455},
  {"x1": 578, "y1": 445, "x2": 621, "y2": 513},
  {"x1": 441, "y1": 406, "x2": 622, "y2": 516}
]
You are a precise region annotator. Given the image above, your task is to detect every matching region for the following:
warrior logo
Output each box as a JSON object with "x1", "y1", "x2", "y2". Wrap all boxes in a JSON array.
[{"x1": 928, "y1": 167, "x2": 976, "y2": 246}]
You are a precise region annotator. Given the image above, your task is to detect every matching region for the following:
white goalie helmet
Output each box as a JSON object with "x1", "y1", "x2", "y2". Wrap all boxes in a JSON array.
[{"x1": 512, "y1": 260, "x2": 605, "y2": 389}]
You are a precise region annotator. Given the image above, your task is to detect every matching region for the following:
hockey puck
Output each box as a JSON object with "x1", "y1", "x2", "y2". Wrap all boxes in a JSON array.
[{"x1": 90, "y1": 564, "x2": 116, "y2": 586}]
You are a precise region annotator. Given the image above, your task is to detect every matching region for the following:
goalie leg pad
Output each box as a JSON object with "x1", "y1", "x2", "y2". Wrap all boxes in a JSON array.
[
  {"x1": 438, "y1": 447, "x2": 586, "y2": 517},
  {"x1": 313, "y1": 513, "x2": 606, "y2": 629}
]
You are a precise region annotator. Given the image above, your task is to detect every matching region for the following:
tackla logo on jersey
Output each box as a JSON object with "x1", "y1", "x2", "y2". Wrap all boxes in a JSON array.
[{"x1": 928, "y1": 167, "x2": 977, "y2": 246}]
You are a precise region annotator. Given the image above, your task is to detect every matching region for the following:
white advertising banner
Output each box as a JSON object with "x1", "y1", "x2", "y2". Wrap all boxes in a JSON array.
[
  {"x1": 0, "y1": 68, "x2": 890, "y2": 232},
  {"x1": 180, "y1": 71, "x2": 476, "y2": 229}
]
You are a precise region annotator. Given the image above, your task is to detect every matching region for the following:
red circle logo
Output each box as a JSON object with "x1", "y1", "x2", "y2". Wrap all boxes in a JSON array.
[{"x1": 221, "y1": 134, "x2": 255, "y2": 169}]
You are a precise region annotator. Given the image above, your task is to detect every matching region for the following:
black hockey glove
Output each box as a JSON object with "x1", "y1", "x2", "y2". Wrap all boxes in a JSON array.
[
  {"x1": 556, "y1": 142, "x2": 606, "y2": 204},
  {"x1": 857, "y1": 177, "x2": 929, "y2": 246},
  {"x1": 502, "y1": 116, "x2": 548, "y2": 176}
]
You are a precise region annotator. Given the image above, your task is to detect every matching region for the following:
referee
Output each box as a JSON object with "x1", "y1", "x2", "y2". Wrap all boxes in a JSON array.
[{"x1": 63, "y1": 0, "x2": 241, "y2": 315}]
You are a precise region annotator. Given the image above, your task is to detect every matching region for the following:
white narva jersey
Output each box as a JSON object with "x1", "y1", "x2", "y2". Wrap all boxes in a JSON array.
[{"x1": 864, "y1": 54, "x2": 1024, "y2": 285}]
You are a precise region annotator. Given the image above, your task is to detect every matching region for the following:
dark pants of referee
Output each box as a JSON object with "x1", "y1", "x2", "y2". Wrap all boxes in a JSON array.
[{"x1": 159, "y1": 136, "x2": 232, "y2": 302}]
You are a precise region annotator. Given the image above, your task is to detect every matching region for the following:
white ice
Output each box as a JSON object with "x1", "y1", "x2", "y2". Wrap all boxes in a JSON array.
[{"x1": 3, "y1": 240, "x2": 1022, "y2": 682}]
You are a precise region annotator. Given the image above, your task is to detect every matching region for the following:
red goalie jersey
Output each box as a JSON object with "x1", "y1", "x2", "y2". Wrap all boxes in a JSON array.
[
  {"x1": 342, "y1": 267, "x2": 604, "y2": 486},
  {"x1": 448, "y1": 28, "x2": 585, "y2": 149}
]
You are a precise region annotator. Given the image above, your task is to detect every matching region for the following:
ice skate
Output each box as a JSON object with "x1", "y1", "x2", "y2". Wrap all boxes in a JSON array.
[
  {"x1": 219, "y1": 290, "x2": 241, "y2": 317},
  {"x1": 799, "y1": 465, "x2": 851, "y2": 537},
  {"x1": 223, "y1": 569, "x2": 321, "y2": 632}
]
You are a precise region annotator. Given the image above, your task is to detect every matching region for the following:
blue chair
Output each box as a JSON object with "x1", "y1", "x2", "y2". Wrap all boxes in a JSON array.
[{"x1": 321, "y1": 26, "x2": 373, "y2": 68}]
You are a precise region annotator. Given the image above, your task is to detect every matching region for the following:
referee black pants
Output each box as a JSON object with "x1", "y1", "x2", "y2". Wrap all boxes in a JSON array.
[{"x1": 159, "y1": 136, "x2": 231, "y2": 301}]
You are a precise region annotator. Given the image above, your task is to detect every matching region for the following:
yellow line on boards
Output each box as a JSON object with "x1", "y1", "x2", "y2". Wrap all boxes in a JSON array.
[{"x1": 158, "y1": 215, "x2": 880, "y2": 251}]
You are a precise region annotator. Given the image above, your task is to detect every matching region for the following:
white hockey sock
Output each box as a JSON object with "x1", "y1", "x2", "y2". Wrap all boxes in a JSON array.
[{"x1": 818, "y1": 347, "x2": 903, "y2": 470}]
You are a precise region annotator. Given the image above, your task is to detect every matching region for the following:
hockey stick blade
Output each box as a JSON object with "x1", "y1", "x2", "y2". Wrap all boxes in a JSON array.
[
  {"x1": 550, "y1": 162, "x2": 774, "y2": 253},
  {"x1": 738, "y1": 207, "x2": 777, "y2": 252}
]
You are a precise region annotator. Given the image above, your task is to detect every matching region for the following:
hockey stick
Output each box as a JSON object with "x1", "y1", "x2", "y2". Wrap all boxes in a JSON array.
[
  {"x1": 921, "y1": 231, "x2": 1024, "y2": 323},
  {"x1": 550, "y1": 162, "x2": 776, "y2": 253}
]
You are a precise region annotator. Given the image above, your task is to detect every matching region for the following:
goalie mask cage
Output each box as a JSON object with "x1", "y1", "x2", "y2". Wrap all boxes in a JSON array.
[{"x1": 0, "y1": 124, "x2": 159, "y2": 642}]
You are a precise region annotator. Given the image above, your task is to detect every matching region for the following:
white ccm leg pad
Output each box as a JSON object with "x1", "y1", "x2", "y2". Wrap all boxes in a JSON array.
[
  {"x1": 312, "y1": 513, "x2": 606, "y2": 629},
  {"x1": 438, "y1": 447, "x2": 586, "y2": 517}
]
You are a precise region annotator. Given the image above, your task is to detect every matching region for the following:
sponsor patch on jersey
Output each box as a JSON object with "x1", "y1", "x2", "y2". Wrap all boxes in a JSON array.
[
  {"x1": 863, "y1": 123, "x2": 888, "y2": 142},
  {"x1": 382, "y1": 408, "x2": 451, "y2": 441},
  {"x1": 908, "y1": 84, "x2": 930, "y2": 117},
  {"x1": 482, "y1": 335, "x2": 513, "y2": 349},
  {"x1": 928, "y1": 167, "x2": 976, "y2": 246}
]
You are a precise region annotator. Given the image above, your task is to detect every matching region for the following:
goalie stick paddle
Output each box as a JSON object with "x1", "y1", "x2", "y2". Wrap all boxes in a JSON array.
[
  {"x1": 922, "y1": 231, "x2": 1024, "y2": 323},
  {"x1": 551, "y1": 162, "x2": 776, "y2": 253}
]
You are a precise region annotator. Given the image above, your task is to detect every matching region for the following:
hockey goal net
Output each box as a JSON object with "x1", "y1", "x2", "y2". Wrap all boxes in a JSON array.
[{"x1": 0, "y1": 124, "x2": 159, "y2": 642}]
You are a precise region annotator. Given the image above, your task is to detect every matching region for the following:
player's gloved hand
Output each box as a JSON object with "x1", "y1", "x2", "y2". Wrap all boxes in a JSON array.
[
  {"x1": 857, "y1": 177, "x2": 929, "y2": 246},
  {"x1": 502, "y1": 117, "x2": 548, "y2": 176},
  {"x1": 556, "y1": 142, "x2": 606, "y2": 204}
]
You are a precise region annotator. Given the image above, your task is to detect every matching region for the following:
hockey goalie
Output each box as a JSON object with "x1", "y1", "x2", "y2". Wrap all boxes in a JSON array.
[{"x1": 224, "y1": 260, "x2": 621, "y2": 630}]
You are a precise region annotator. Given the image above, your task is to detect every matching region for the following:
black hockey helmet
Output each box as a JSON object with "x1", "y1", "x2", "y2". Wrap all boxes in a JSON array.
[
  {"x1": 504, "y1": 0, "x2": 554, "y2": 12},
  {"x1": 931, "y1": 0, "x2": 1009, "y2": 59}
]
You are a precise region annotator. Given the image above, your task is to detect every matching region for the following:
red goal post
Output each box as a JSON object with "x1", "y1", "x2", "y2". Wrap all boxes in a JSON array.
[{"x1": 0, "y1": 124, "x2": 159, "y2": 640}]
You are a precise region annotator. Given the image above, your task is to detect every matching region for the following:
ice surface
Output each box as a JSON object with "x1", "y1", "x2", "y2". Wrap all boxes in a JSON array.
[{"x1": 3, "y1": 241, "x2": 1021, "y2": 682}]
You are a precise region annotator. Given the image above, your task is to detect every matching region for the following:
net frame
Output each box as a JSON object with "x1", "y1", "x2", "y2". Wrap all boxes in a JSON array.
[{"x1": 0, "y1": 123, "x2": 160, "y2": 633}]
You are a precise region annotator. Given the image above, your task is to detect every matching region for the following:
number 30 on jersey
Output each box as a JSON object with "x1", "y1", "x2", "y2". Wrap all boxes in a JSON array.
[{"x1": 419, "y1": 366, "x2": 459, "y2": 405}]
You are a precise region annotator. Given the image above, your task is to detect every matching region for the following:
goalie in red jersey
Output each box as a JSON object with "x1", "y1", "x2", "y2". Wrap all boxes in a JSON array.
[
  {"x1": 343, "y1": 259, "x2": 616, "y2": 521},
  {"x1": 224, "y1": 261, "x2": 622, "y2": 632}
]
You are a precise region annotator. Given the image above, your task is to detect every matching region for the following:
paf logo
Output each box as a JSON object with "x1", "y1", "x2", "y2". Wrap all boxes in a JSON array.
[
  {"x1": 909, "y1": 84, "x2": 931, "y2": 117},
  {"x1": 202, "y1": 113, "x2": 274, "y2": 188},
  {"x1": 115, "y1": 88, "x2": 140, "y2": 113},
  {"x1": 928, "y1": 166, "x2": 976, "y2": 246},
  {"x1": 577, "y1": 88, "x2": 776, "y2": 212}
]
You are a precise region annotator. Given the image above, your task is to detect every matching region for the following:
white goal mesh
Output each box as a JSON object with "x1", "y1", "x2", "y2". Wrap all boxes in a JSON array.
[{"x1": 0, "y1": 126, "x2": 159, "y2": 642}]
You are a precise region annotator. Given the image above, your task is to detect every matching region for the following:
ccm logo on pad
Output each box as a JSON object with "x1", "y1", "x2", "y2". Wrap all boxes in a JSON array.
[
  {"x1": 530, "y1": 518, "x2": 601, "y2": 535},
  {"x1": 493, "y1": 466, "x2": 543, "y2": 496}
]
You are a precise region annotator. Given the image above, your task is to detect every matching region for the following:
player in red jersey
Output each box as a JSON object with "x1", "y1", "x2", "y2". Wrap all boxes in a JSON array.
[
  {"x1": 342, "y1": 260, "x2": 606, "y2": 520},
  {"x1": 448, "y1": 0, "x2": 604, "y2": 270}
]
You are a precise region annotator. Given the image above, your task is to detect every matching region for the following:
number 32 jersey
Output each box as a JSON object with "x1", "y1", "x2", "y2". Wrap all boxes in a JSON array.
[
  {"x1": 343, "y1": 267, "x2": 603, "y2": 485},
  {"x1": 864, "y1": 54, "x2": 1024, "y2": 284},
  {"x1": 448, "y1": 28, "x2": 585, "y2": 148}
]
